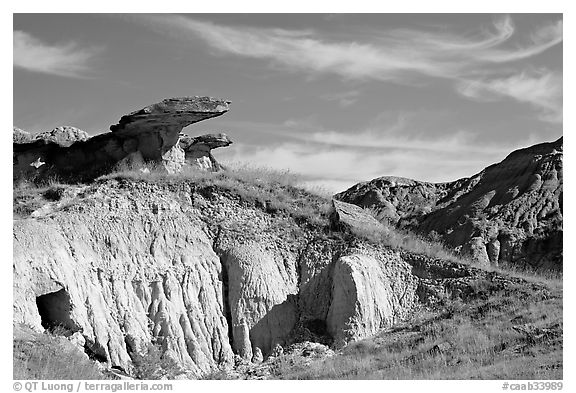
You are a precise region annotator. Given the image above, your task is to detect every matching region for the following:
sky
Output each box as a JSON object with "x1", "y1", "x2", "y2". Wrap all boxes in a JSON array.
[{"x1": 13, "y1": 13, "x2": 563, "y2": 193}]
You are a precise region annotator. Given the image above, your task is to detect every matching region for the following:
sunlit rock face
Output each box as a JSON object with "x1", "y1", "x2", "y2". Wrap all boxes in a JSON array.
[
  {"x1": 13, "y1": 127, "x2": 33, "y2": 144},
  {"x1": 35, "y1": 126, "x2": 91, "y2": 147}
]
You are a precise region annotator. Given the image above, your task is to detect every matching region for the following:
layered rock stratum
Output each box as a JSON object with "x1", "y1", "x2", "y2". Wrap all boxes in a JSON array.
[{"x1": 336, "y1": 137, "x2": 563, "y2": 270}]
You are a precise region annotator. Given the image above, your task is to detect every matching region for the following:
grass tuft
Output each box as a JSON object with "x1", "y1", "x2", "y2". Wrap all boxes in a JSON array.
[{"x1": 13, "y1": 325, "x2": 105, "y2": 380}]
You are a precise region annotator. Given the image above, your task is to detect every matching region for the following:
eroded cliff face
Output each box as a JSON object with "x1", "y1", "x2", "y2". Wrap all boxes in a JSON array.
[
  {"x1": 336, "y1": 138, "x2": 563, "y2": 270},
  {"x1": 13, "y1": 179, "x2": 419, "y2": 377},
  {"x1": 13, "y1": 182, "x2": 234, "y2": 376}
]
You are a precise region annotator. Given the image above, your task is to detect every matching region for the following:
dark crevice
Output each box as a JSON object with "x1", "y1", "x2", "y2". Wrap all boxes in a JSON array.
[
  {"x1": 36, "y1": 288, "x2": 80, "y2": 333},
  {"x1": 83, "y1": 339, "x2": 108, "y2": 363},
  {"x1": 219, "y1": 253, "x2": 235, "y2": 351}
]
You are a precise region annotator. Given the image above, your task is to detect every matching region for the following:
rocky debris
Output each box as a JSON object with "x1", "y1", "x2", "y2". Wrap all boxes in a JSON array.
[
  {"x1": 337, "y1": 137, "x2": 563, "y2": 270},
  {"x1": 461, "y1": 237, "x2": 491, "y2": 267},
  {"x1": 327, "y1": 245, "x2": 418, "y2": 347},
  {"x1": 270, "y1": 344, "x2": 284, "y2": 357},
  {"x1": 400, "y1": 251, "x2": 552, "y2": 307},
  {"x1": 30, "y1": 157, "x2": 45, "y2": 169},
  {"x1": 35, "y1": 126, "x2": 91, "y2": 147},
  {"x1": 251, "y1": 347, "x2": 264, "y2": 364},
  {"x1": 14, "y1": 127, "x2": 33, "y2": 143},
  {"x1": 512, "y1": 323, "x2": 562, "y2": 344},
  {"x1": 68, "y1": 331, "x2": 86, "y2": 349},
  {"x1": 428, "y1": 341, "x2": 453, "y2": 357},
  {"x1": 211, "y1": 341, "x2": 334, "y2": 380},
  {"x1": 13, "y1": 97, "x2": 231, "y2": 182},
  {"x1": 179, "y1": 133, "x2": 232, "y2": 171}
]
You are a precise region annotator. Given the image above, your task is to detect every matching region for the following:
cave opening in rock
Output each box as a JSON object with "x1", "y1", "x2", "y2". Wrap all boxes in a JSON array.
[{"x1": 35, "y1": 288, "x2": 79, "y2": 333}]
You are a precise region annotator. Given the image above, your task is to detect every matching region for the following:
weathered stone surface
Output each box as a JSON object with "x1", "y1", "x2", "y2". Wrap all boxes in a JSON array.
[
  {"x1": 35, "y1": 126, "x2": 91, "y2": 147},
  {"x1": 337, "y1": 138, "x2": 563, "y2": 270},
  {"x1": 13, "y1": 182, "x2": 235, "y2": 376},
  {"x1": 13, "y1": 177, "x2": 426, "y2": 377},
  {"x1": 13, "y1": 97, "x2": 230, "y2": 182},
  {"x1": 327, "y1": 246, "x2": 418, "y2": 346},
  {"x1": 251, "y1": 347, "x2": 264, "y2": 364},
  {"x1": 14, "y1": 127, "x2": 33, "y2": 144},
  {"x1": 330, "y1": 199, "x2": 388, "y2": 237},
  {"x1": 110, "y1": 97, "x2": 230, "y2": 134},
  {"x1": 224, "y1": 243, "x2": 298, "y2": 359},
  {"x1": 461, "y1": 237, "x2": 491, "y2": 267},
  {"x1": 179, "y1": 133, "x2": 232, "y2": 171}
]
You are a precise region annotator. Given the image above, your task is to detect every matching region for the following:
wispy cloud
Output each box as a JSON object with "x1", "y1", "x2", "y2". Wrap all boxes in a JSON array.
[
  {"x1": 132, "y1": 14, "x2": 562, "y2": 123},
  {"x1": 133, "y1": 14, "x2": 561, "y2": 83},
  {"x1": 214, "y1": 116, "x2": 543, "y2": 193},
  {"x1": 457, "y1": 71, "x2": 562, "y2": 123},
  {"x1": 13, "y1": 30, "x2": 101, "y2": 78},
  {"x1": 219, "y1": 139, "x2": 517, "y2": 194},
  {"x1": 320, "y1": 90, "x2": 361, "y2": 107},
  {"x1": 232, "y1": 116, "x2": 522, "y2": 155}
]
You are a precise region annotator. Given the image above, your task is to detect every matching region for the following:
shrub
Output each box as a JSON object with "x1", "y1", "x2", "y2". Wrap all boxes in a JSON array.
[{"x1": 131, "y1": 343, "x2": 185, "y2": 380}]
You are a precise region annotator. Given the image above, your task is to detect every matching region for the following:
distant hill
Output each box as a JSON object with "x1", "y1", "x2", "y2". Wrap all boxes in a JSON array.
[{"x1": 336, "y1": 137, "x2": 563, "y2": 270}]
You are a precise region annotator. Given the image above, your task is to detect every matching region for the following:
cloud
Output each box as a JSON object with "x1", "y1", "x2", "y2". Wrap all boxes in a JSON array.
[
  {"x1": 217, "y1": 139, "x2": 518, "y2": 194},
  {"x1": 320, "y1": 90, "x2": 361, "y2": 107},
  {"x1": 457, "y1": 71, "x2": 562, "y2": 123},
  {"x1": 230, "y1": 115, "x2": 520, "y2": 155},
  {"x1": 214, "y1": 115, "x2": 543, "y2": 193},
  {"x1": 13, "y1": 30, "x2": 101, "y2": 78},
  {"x1": 133, "y1": 14, "x2": 561, "y2": 83}
]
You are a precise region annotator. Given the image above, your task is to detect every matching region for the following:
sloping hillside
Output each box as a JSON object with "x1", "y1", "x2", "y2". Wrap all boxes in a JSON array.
[{"x1": 337, "y1": 138, "x2": 563, "y2": 270}]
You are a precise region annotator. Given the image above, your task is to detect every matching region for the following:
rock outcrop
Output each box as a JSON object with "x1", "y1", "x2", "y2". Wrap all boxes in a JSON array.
[
  {"x1": 35, "y1": 126, "x2": 91, "y2": 147},
  {"x1": 223, "y1": 243, "x2": 298, "y2": 359},
  {"x1": 327, "y1": 246, "x2": 418, "y2": 346},
  {"x1": 336, "y1": 137, "x2": 563, "y2": 270},
  {"x1": 13, "y1": 127, "x2": 33, "y2": 144},
  {"x1": 13, "y1": 178, "x2": 420, "y2": 376},
  {"x1": 330, "y1": 199, "x2": 388, "y2": 237},
  {"x1": 179, "y1": 133, "x2": 232, "y2": 171},
  {"x1": 13, "y1": 97, "x2": 231, "y2": 182},
  {"x1": 13, "y1": 183, "x2": 235, "y2": 376}
]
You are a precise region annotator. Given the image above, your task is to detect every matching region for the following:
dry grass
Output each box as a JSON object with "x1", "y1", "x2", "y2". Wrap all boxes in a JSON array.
[
  {"x1": 349, "y1": 207, "x2": 563, "y2": 289},
  {"x1": 13, "y1": 178, "x2": 70, "y2": 218},
  {"x1": 98, "y1": 163, "x2": 332, "y2": 228},
  {"x1": 13, "y1": 325, "x2": 105, "y2": 380},
  {"x1": 272, "y1": 283, "x2": 562, "y2": 380}
]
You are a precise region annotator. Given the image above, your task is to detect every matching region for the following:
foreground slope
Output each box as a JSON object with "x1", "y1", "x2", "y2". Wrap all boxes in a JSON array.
[
  {"x1": 337, "y1": 137, "x2": 563, "y2": 270},
  {"x1": 13, "y1": 170, "x2": 420, "y2": 377}
]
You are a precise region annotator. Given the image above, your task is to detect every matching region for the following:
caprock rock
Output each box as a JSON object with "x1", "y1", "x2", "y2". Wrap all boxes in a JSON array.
[
  {"x1": 13, "y1": 97, "x2": 232, "y2": 182},
  {"x1": 336, "y1": 137, "x2": 563, "y2": 270}
]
